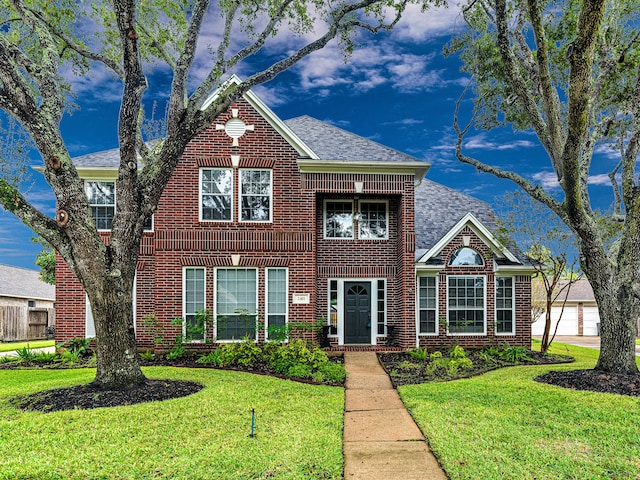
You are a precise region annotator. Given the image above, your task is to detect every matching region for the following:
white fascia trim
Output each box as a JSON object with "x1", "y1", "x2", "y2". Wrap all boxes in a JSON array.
[
  {"x1": 200, "y1": 74, "x2": 318, "y2": 159},
  {"x1": 418, "y1": 212, "x2": 520, "y2": 264},
  {"x1": 298, "y1": 159, "x2": 430, "y2": 185},
  {"x1": 414, "y1": 264, "x2": 444, "y2": 274},
  {"x1": 76, "y1": 168, "x2": 118, "y2": 180},
  {"x1": 494, "y1": 264, "x2": 536, "y2": 274}
]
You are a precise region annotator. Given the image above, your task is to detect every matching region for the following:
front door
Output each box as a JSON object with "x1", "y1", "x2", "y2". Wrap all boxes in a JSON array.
[{"x1": 344, "y1": 282, "x2": 371, "y2": 344}]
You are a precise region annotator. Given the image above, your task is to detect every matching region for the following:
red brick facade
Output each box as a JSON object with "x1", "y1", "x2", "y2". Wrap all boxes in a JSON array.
[{"x1": 55, "y1": 95, "x2": 532, "y2": 351}]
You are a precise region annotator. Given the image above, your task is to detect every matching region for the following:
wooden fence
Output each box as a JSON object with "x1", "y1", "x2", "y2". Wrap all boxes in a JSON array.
[{"x1": 0, "y1": 307, "x2": 55, "y2": 342}]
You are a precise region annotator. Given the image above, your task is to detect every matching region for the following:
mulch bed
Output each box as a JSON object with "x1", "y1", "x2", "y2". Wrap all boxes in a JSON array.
[
  {"x1": 378, "y1": 350, "x2": 573, "y2": 387},
  {"x1": 10, "y1": 380, "x2": 204, "y2": 412},
  {"x1": 5, "y1": 354, "x2": 344, "y2": 413},
  {"x1": 535, "y1": 369, "x2": 640, "y2": 396}
]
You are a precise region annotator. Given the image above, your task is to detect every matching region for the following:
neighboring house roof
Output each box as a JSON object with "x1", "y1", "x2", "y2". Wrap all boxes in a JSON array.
[
  {"x1": 534, "y1": 278, "x2": 595, "y2": 304},
  {"x1": 0, "y1": 264, "x2": 55, "y2": 301}
]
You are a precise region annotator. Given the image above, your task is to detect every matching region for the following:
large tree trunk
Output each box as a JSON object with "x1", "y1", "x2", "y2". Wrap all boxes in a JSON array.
[
  {"x1": 87, "y1": 273, "x2": 146, "y2": 388},
  {"x1": 593, "y1": 279, "x2": 640, "y2": 374}
]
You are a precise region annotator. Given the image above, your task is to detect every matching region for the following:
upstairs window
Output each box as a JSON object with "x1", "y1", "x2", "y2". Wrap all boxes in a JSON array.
[
  {"x1": 85, "y1": 180, "x2": 152, "y2": 231},
  {"x1": 86, "y1": 181, "x2": 115, "y2": 231},
  {"x1": 325, "y1": 201, "x2": 354, "y2": 238},
  {"x1": 201, "y1": 168, "x2": 233, "y2": 221},
  {"x1": 359, "y1": 201, "x2": 388, "y2": 240},
  {"x1": 449, "y1": 247, "x2": 484, "y2": 266},
  {"x1": 240, "y1": 169, "x2": 272, "y2": 222},
  {"x1": 324, "y1": 200, "x2": 388, "y2": 240}
]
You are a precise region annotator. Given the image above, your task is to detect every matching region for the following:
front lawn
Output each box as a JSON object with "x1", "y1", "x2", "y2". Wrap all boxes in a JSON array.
[
  {"x1": 0, "y1": 367, "x2": 344, "y2": 479},
  {"x1": 399, "y1": 343, "x2": 640, "y2": 480},
  {"x1": 0, "y1": 340, "x2": 54, "y2": 353}
]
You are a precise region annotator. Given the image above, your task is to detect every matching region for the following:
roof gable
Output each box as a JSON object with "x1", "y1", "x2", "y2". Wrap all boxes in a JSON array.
[
  {"x1": 417, "y1": 212, "x2": 520, "y2": 265},
  {"x1": 200, "y1": 75, "x2": 317, "y2": 159}
]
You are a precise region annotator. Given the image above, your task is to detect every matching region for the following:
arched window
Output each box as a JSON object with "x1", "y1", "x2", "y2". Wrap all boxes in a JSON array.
[{"x1": 449, "y1": 247, "x2": 484, "y2": 266}]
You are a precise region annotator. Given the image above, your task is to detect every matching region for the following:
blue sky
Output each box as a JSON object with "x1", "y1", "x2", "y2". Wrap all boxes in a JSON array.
[{"x1": 0, "y1": 2, "x2": 619, "y2": 271}]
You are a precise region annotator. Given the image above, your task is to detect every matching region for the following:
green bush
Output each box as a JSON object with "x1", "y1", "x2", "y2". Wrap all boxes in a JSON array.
[
  {"x1": 498, "y1": 345, "x2": 532, "y2": 363},
  {"x1": 32, "y1": 352, "x2": 57, "y2": 363},
  {"x1": 139, "y1": 350, "x2": 154, "y2": 361},
  {"x1": 287, "y1": 363, "x2": 313, "y2": 379},
  {"x1": 408, "y1": 347, "x2": 428, "y2": 361},
  {"x1": 15, "y1": 346, "x2": 36, "y2": 362},
  {"x1": 314, "y1": 362, "x2": 347, "y2": 383},
  {"x1": 265, "y1": 339, "x2": 329, "y2": 374},
  {"x1": 165, "y1": 345, "x2": 185, "y2": 360},
  {"x1": 57, "y1": 337, "x2": 92, "y2": 356},
  {"x1": 448, "y1": 345, "x2": 467, "y2": 359}
]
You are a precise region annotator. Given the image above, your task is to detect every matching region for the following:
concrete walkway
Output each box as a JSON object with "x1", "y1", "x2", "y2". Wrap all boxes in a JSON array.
[
  {"x1": 343, "y1": 352, "x2": 447, "y2": 480},
  {"x1": 0, "y1": 346, "x2": 55, "y2": 358}
]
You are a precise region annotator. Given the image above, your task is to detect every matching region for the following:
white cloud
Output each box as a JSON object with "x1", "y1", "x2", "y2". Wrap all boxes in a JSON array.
[
  {"x1": 393, "y1": 3, "x2": 465, "y2": 42},
  {"x1": 464, "y1": 133, "x2": 535, "y2": 150},
  {"x1": 532, "y1": 171, "x2": 560, "y2": 189},
  {"x1": 588, "y1": 173, "x2": 616, "y2": 186}
]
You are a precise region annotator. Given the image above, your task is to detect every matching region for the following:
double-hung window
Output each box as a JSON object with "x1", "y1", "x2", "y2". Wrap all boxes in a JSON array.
[
  {"x1": 216, "y1": 268, "x2": 257, "y2": 340},
  {"x1": 86, "y1": 181, "x2": 115, "y2": 231},
  {"x1": 448, "y1": 276, "x2": 485, "y2": 334},
  {"x1": 266, "y1": 268, "x2": 287, "y2": 339},
  {"x1": 183, "y1": 267, "x2": 206, "y2": 342},
  {"x1": 200, "y1": 168, "x2": 233, "y2": 221},
  {"x1": 240, "y1": 169, "x2": 272, "y2": 221},
  {"x1": 418, "y1": 276, "x2": 438, "y2": 334},
  {"x1": 496, "y1": 276, "x2": 515, "y2": 334}
]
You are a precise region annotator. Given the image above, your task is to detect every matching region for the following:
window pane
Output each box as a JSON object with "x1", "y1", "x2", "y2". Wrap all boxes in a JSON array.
[
  {"x1": 86, "y1": 181, "x2": 115, "y2": 230},
  {"x1": 216, "y1": 269, "x2": 257, "y2": 340},
  {"x1": 241, "y1": 170, "x2": 271, "y2": 221},
  {"x1": 496, "y1": 276, "x2": 514, "y2": 334},
  {"x1": 449, "y1": 247, "x2": 484, "y2": 266},
  {"x1": 360, "y1": 202, "x2": 387, "y2": 239},
  {"x1": 325, "y1": 201, "x2": 353, "y2": 238},
  {"x1": 447, "y1": 276, "x2": 485, "y2": 333},
  {"x1": 184, "y1": 267, "x2": 206, "y2": 342},
  {"x1": 201, "y1": 169, "x2": 232, "y2": 220},
  {"x1": 419, "y1": 276, "x2": 437, "y2": 334},
  {"x1": 267, "y1": 268, "x2": 287, "y2": 340}
]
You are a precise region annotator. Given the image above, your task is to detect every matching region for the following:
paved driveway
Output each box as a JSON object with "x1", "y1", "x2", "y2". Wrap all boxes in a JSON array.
[{"x1": 542, "y1": 336, "x2": 640, "y2": 356}]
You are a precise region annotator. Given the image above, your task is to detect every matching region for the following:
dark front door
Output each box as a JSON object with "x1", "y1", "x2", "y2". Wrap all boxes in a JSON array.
[{"x1": 344, "y1": 282, "x2": 371, "y2": 344}]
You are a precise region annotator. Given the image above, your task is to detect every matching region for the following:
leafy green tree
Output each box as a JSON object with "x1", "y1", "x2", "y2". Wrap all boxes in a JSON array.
[
  {"x1": 497, "y1": 191, "x2": 580, "y2": 354},
  {"x1": 450, "y1": 0, "x2": 640, "y2": 373},
  {"x1": 32, "y1": 236, "x2": 55, "y2": 285},
  {"x1": 0, "y1": 0, "x2": 442, "y2": 388}
]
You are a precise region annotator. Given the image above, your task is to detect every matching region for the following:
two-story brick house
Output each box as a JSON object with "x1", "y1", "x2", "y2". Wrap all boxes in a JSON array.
[{"x1": 54, "y1": 77, "x2": 532, "y2": 351}]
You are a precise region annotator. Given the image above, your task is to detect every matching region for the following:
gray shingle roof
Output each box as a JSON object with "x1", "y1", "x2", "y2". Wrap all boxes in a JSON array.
[
  {"x1": 0, "y1": 264, "x2": 55, "y2": 301},
  {"x1": 73, "y1": 147, "x2": 121, "y2": 168},
  {"x1": 415, "y1": 179, "x2": 499, "y2": 251},
  {"x1": 284, "y1": 115, "x2": 422, "y2": 163}
]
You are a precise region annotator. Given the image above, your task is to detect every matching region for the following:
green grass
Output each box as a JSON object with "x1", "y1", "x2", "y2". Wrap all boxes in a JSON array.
[
  {"x1": 399, "y1": 342, "x2": 640, "y2": 479},
  {"x1": 0, "y1": 340, "x2": 54, "y2": 353},
  {"x1": 0, "y1": 367, "x2": 344, "y2": 479}
]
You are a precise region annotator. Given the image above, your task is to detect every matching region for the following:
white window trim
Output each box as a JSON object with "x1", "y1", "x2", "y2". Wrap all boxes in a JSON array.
[
  {"x1": 495, "y1": 276, "x2": 516, "y2": 336},
  {"x1": 214, "y1": 267, "x2": 259, "y2": 343},
  {"x1": 376, "y1": 279, "x2": 387, "y2": 337},
  {"x1": 85, "y1": 179, "x2": 116, "y2": 232},
  {"x1": 182, "y1": 266, "x2": 207, "y2": 343},
  {"x1": 358, "y1": 200, "x2": 389, "y2": 240},
  {"x1": 446, "y1": 275, "x2": 487, "y2": 336},
  {"x1": 199, "y1": 168, "x2": 234, "y2": 223},
  {"x1": 84, "y1": 179, "x2": 154, "y2": 232},
  {"x1": 265, "y1": 268, "x2": 288, "y2": 341},
  {"x1": 417, "y1": 275, "x2": 439, "y2": 336},
  {"x1": 239, "y1": 169, "x2": 273, "y2": 223},
  {"x1": 323, "y1": 199, "x2": 355, "y2": 239}
]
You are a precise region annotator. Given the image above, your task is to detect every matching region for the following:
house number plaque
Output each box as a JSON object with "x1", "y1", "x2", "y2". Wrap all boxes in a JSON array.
[{"x1": 292, "y1": 293, "x2": 310, "y2": 304}]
